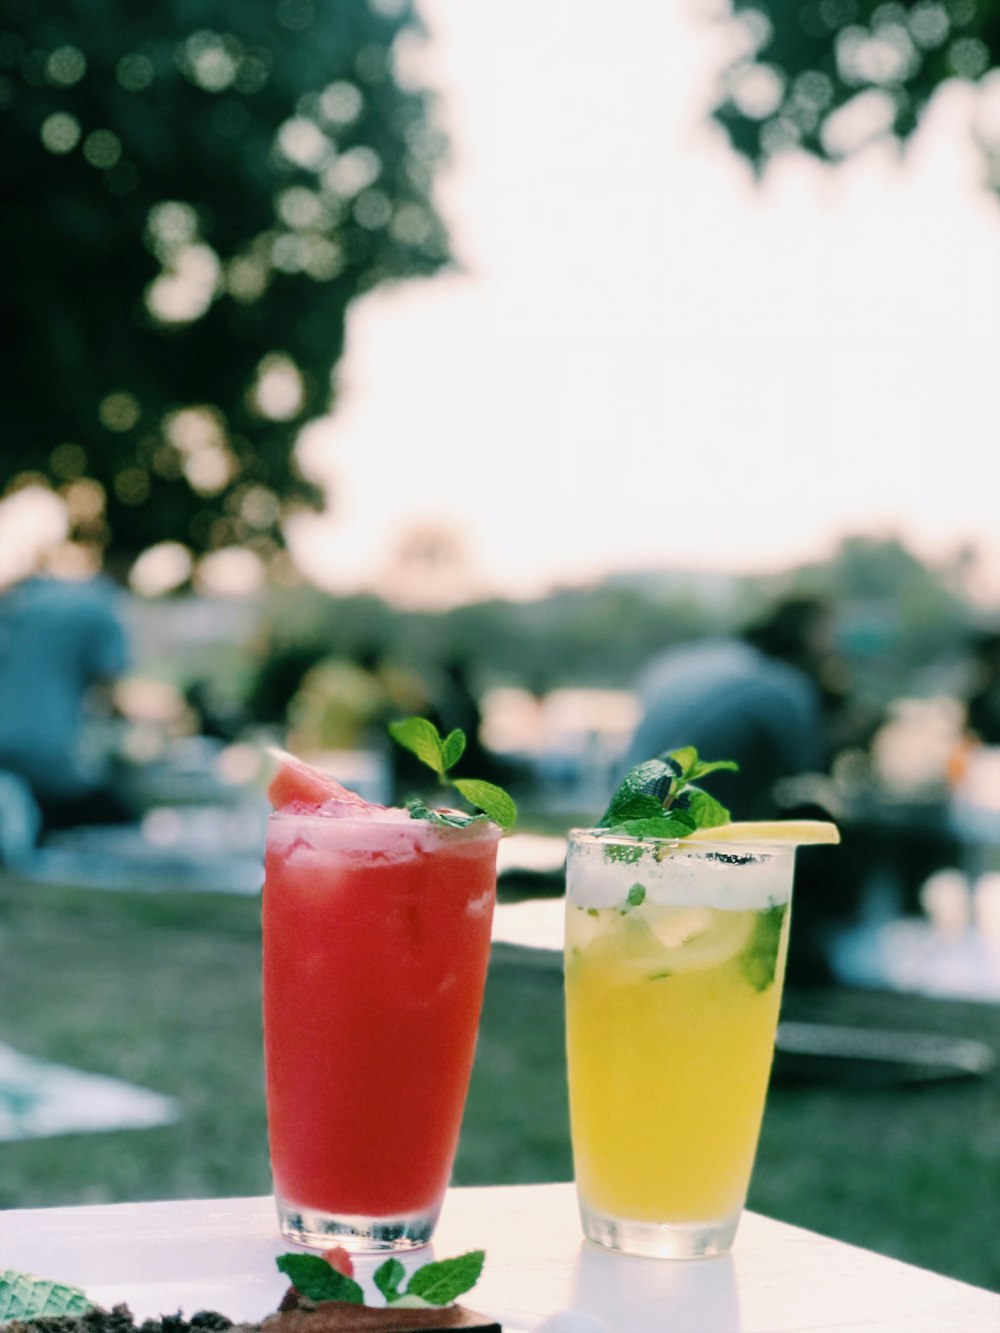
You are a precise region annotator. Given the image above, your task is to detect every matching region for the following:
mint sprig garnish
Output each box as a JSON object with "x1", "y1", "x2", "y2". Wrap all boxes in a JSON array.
[
  {"x1": 276, "y1": 1254, "x2": 363, "y2": 1305},
  {"x1": 0, "y1": 1271, "x2": 93, "y2": 1323},
  {"x1": 390, "y1": 717, "x2": 516, "y2": 830},
  {"x1": 598, "y1": 747, "x2": 737, "y2": 839}
]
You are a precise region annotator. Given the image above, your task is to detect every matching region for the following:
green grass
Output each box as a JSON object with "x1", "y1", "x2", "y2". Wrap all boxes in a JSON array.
[{"x1": 0, "y1": 875, "x2": 997, "y2": 1292}]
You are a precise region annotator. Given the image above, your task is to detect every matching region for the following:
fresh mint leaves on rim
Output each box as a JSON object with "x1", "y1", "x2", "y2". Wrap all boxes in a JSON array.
[
  {"x1": 597, "y1": 746, "x2": 738, "y2": 841},
  {"x1": 389, "y1": 716, "x2": 517, "y2": 830}
]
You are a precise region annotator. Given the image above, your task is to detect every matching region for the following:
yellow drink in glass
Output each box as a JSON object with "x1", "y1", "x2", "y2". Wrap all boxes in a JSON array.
[{"x1": 564, "y1": 830, "x2": 795, "y2": 1258}]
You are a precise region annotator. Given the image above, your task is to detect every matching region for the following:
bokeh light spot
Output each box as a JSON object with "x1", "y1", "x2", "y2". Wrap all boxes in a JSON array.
[
  {"x1": 99, "y1": 391, "x2": 141, "y2": 432},
  {"x1": 83, "y1": 128, "x2": 122, "y2": 169},
  {"x1": 319, "y1": 80, "x2": 363, "y2": 125},
  {"x1": 46, "y1": 45, "x2": 85, "y2": 86},
  {"x1": 250, "y1": 353, "x2": 305, "y2": 421},
  {"x1": 40, "y1": 111, "x2": 80, "y2": 154},
  {"x1": 117, "y1": 52, "x2": 154, "y2": 91}
]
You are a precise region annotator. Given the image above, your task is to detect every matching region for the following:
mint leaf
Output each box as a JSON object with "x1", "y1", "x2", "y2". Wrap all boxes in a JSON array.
[
  {"x1": 452, "y1": 778, "x2": 517, "y2": 830},
  {"x1": 389, "y1": 717, "x2": 447, "y2": 776},
  {"x1": 611, "y1": 811, "x2": 697, "y2": 839},
  {"x1": 405, "y1": 1251, "x2": 485, "y2": 1306},
  {"x1": 669, "y1": 746, "x2": 699, "y2": 778},
  {"x1": 373, "y1": 1257, "x2": 406, "y2": 1304},
  {"x1": 599, "y1": 748, "x2": 738, "y2": 839},
  {"x1": 740, "y1": 904, "x2": 788, "y2": 992},
  {"x1": 439, "y1": 728, "x2": 466, "y2": 771},
  {"x1": 627, "y1": 883, "x2": 646, "y2": 907},
  {"x1": 602, "y1": 792, "x2": 665, "y2": 824},
  {"x1": 0, "y1": 1271, "x2": 93, "y2": 1322},
  {"x1": 687, "y1": 758, "x2": 739, "y2": 782},
  {"x1": 405, "y1": 797, "x2": 482, "y2": 828},
  {"x1": 276, "y1": 1254, "x2": 363, "y2": 1305},
  {"x1": 603, "y1": 843, "x2": 644, "y2": 864},
  {"x1": 687, "y1": 788, "x2": 731, "y2": 829},
  {"x1": 598, "y1": 758, "x2": 678, "y2": 826}
]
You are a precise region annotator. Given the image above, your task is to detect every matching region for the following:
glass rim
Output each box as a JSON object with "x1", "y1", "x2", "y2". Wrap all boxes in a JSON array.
[
  {"x1": 266, "y1": 808, "x2": 504, "y2": 839},
  {"x1": 567, "y1": 827, "x2": 796, "y2": 855}
]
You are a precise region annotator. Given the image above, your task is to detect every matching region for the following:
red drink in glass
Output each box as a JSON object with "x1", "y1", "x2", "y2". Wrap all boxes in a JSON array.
[{"x1": 262, "y1": 805, "x2": 500, "y2": 1250}]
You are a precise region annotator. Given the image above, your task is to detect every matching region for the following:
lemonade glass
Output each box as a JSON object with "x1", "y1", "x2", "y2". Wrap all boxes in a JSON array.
[{"x1": 564, "y1": 828, "x2": 795, "y2": 1259}]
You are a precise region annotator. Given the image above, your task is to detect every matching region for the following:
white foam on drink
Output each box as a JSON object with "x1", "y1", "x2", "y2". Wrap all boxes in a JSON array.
[
  {"x1": 567, "y1": 832, "x2": 794, "y2": 911},
  {"x1": 268, "y1": 805, "x2": 501, "y2": 866}
]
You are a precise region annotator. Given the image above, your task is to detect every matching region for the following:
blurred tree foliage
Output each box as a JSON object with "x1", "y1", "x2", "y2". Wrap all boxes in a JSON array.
[
  {"x1": 711, "y1": 1, "x2": 1000, "y2": 190},
  {"x1": 0, "y1": 0, "x2": 448, "y2": 572}
]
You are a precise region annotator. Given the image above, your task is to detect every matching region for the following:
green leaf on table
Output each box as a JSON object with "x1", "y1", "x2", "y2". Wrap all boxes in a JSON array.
[
  {"x1": 626, "y1": 883, "x2": 646, "y2": 908},
  {"x1": 373, "y1": 1257, "x2": 406, "y2": 1303},
  {"x1": 389, "y1": 717, "x2": 448, "y2": 776},
  {"x1": 275, "y1": 1254, "x2": 363, "y2": 1305},
  {"x1": 451, "y1": 778, "x2": 517, "y2": 830},
  {"x1": 405, "y1": 1251, "x2": 485, "y2": 1306},
  {"x1": 0, "y1": 1271, "x2": 93, "y2": 1323}
]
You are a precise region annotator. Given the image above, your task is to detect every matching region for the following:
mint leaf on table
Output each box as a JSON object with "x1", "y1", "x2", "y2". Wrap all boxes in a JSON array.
[
  {"x1": 597, "y1": 747, "x2": 736, "y2": 839},
  {"x1": 373, "y1": 1257, "x2": 406, "y2": 1303},
  {"x1": 404, "y1": 1251, "x2": 485, "y2": 1306},
  {"x1": 275, "y1": 1254, "x2": 363, "y2": 1305},
  {"x1": 0, "y1": 1271, "x2": 93, "y2": 1322},
  {"x1": 390, "y1": 717, "x2": 517, "y2": 831}
]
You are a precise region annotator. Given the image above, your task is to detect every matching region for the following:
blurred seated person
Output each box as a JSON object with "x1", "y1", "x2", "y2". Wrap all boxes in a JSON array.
[
  {"x1": 620, "y1": 596, "x2": 842, "y2": 820},
  {"x1": 0, "y1": 560, "x2": 132, "y2": 837}
]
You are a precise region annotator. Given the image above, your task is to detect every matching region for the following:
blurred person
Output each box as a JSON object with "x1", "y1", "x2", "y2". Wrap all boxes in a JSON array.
[
  {"x1": 620, "y1": 596, "x2": 841, "y2": 819},
  {"x1": 0, "y1": 560, "x2": 131, "y2": 838},
  {"x1": 619, "y1": 596, "x2": 856, "y2": 984},
  {"x1": 964, "y1": 628, "x2": 1000, "y2": 746}
]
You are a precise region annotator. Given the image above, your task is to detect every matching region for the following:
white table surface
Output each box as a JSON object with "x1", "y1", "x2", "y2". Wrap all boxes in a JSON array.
[{"x1": 1, "y1": 1184, "x2": 996, "y2": 1333}]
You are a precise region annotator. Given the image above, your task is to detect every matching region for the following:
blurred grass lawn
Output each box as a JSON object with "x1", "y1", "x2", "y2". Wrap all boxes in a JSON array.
[{"x1": 0, "y1": 875, "x2": 997, "y2": 1292}]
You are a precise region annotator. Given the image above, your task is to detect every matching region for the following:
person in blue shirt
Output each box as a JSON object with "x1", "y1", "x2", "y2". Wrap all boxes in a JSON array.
[
  {"x1": 0, "y1": 567, "x2": 131, "y2": 836},
  {"x1": 621, "y1": 596, "x2": 840, "y2": 820}
]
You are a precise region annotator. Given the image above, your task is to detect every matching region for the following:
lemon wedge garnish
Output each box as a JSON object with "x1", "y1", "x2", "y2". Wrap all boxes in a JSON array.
[{"x1": 687, "y1": 820, "x2": 840, "y2": 845}]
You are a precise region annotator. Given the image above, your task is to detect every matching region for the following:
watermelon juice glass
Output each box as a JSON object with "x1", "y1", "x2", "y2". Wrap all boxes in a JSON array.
[{"x1": 262, "y1": 770, "x2": 502, "y2": 1251}]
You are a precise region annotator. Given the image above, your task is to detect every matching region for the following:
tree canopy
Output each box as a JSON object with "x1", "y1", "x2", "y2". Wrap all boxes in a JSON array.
[
  {"x1": 0, "y1": 0, "x2": 448, "y2": 580},
  {"x1": 711, "y1": 1, "x2": 1000, "y2": 190}
]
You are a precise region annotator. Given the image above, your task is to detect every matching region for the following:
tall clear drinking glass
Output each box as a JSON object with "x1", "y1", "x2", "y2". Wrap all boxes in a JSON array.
[
  {"x1": 263, "y1": 810, "x2": 501, "y2": 1251},
  {"x1": 564, "y1": 830, "x2": 795, "y2": 1259}
]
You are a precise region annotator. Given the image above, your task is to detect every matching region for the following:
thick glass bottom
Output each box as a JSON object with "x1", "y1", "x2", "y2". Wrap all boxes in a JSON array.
[
  {"x1": 579, "y1": 1194, "x2": 742, "y2": 1259},
  {"x1": 276, "y1": 1196, "x2": 440, "y2": 1252}
]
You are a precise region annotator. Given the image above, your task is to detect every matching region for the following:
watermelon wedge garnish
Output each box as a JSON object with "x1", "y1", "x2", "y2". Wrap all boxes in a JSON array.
[{"x1": 266, "y1": 749, "x2": 372, "y2": 812}]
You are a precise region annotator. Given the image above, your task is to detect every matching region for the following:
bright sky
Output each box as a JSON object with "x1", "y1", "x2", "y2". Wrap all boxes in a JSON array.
[{"x1": 287, "y1": 0, "x2": 1000, "y2": 606}]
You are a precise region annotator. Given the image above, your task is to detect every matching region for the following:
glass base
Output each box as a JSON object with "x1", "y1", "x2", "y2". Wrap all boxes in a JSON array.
[
  {"x1": 579, "y1": 1196, "x2": 742, "y2": 1259},
  {"x1": 276, "y1": 1196, "x2": 439, "y2": 1252}
]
